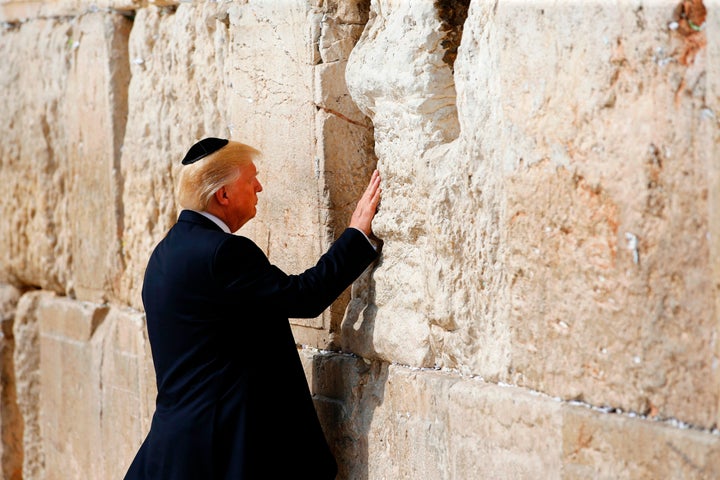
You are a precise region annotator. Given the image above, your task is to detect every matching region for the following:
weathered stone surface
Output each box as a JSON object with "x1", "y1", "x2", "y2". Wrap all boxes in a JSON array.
[
  {"x1": 98, "y1": 307, "x2": 155, "y2": 478},
  {"x1": 0, "y1": 18, "x2": 74, "y2": 294},
  {"x1": 490, "y1": 1, "x2": 717, "y2": 427},
  {"x1": 347, "y1": 0, "x2": 720, "y2": 426},
  {"x1": 704, "y1": 0, "x2": 720, "y2": 433},
  {"x1": 302, "y1": 351, "x2": 720, "y2": 480},
  {"x1": 13, "y1": 291, "x2": 51, "y2": 480},
  {"x1": 31, "y1": 294, "x2": 154, "y2": 479},
  {"x1": 0, "y1": 284, "x2": 22, "y2": 480},
  {"x1": 0, "y1": 13, "x2": 131, "y2": 303},
  {"x1": 0, "y1": 2, "x2": 140, "y2": 22},
  {"x1": 65, "y1": 12, "x2": 131, "y2": 303},
  {"x1": 38, "y1": 296, "x2": 107, "y2": 479},
  {"x1": 563, "y1": 407, "x2": 720, "y2": 479},
  {"x1": 347, "y1": 0, "x2": 460, "y2": 367}
]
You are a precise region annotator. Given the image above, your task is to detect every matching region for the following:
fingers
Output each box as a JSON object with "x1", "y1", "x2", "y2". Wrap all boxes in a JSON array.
[
  {"x1": 360, "y1": 170, "x2": 377, "y2": 199},
  {"x1": 364, "y1": 171, "x2": 381, "y2": 211},
  {"x1": 348, "y1": 169, "x2": 382, "y2": 235},
  {"x1": 364, "y1": 169, "x2": 381, "y2": 202}
]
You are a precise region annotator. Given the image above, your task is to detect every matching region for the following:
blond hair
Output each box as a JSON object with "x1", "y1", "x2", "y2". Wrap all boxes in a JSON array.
[{"x1": 176, "y1": 141, "x2": 261, "y2": 211}]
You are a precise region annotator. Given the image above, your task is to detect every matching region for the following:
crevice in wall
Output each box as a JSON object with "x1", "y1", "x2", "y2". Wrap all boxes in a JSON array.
[
  {"x1": 435, "y1": 0, "x2": 471, "y2": 72},
  {"x1": 108, "y1": 11, "x2": 134, "y2": 283},
  {"x1": 313, "y1": 103, "x2": 372, "y2": 129},
  {"x1": 306, "y1": 0, "x2": 378, "y2": 349}
]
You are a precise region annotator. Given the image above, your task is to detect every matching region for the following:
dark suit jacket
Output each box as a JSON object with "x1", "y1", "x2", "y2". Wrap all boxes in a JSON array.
[{"x1": 124, "y1": 210, "x2": 377, "y2": 479}]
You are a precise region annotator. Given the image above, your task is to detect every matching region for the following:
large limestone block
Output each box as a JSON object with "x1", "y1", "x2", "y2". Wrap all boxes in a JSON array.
[
  {"x1": 301, "y1": 350, "x2": 388, "y2": 480},
  {"x1": 29, "y1": 294, "x2": 154, "y2": 479},
  {"x1": 0, "y1": 18, "x2": 74, "y2": 293},
  {"x1": 0, "y1": 13, "x2": 131, "y2": 303},
  {"x1": 463, "y1": 0, "x2": 717, "y2": 427},
  {"x1": 37, "y1": 296, "x2": 107, "y2": 480},
  {"x1": 302, "y1": 351, "x2": 563, "y2": 479},
  {"x1": 363, "y1": 367, "x2": 564, "y2": 480},
  {"x1": 703, "y1": 0, "x2": 720, "y2": 428},
  {"x1": 65, "y1": 12, "x2": 131, "y2": 303},
  {"x1": 347, "y1": 0, "x2": 719, "y2": 426},
  {"x1": 98, "y1": 307, "x2": 155, "y2": 478}
]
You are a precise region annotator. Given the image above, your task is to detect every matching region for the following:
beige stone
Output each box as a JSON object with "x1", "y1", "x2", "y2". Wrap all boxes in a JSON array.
[
  {"x1": 0, "y1": 284, "x2": 22, "y2": 480},
  {"x1": 0, "y1": 13, "x2": 131, "y2": 304},
  {"x1": 563, "y1": 408, "x2": 720, "y2": 479},
  {"x1": 346, "y1": 0, "x2": 460, "y2": 367},
  {"x1": 0, "y1": 1, "x2": 143, "y2": 23},
  {"x1": 346, "y1": 0, "x2": 720, "y2": 426},
  {"x1": 704, "y1": 0, "x2": 720, "y2": 431},
  {"x1": 97, "y1": 307, "x2": 155, "y2": 478},
  {"x1": 0, "y1": 18, "x2": 74, "y2": 293},
  {"x1": 25, "y1": 293, "x2": 154, "y2": 479},
  {"x1": 302, "y1": 350, "x2": 720, "y2": 479},
  {"x1": 65, "y1": 12, "x2": 131, "y2": 303},
  {"x1": 38, "y1": 296, "x2": 106, "y2": 480},
  {"x1": 13, "y1": 291, "x2": 51, "y2": 480},
  {"x1": 2, "y1": 0, "x2": 720, "y2": 477},
  {"x1": 303, "y1": 350, "x2": 563, "y2": 479}
]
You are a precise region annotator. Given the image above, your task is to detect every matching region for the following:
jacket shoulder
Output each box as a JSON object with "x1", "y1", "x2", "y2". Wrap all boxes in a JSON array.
[{"x1": 212, "y1": 235, "x2": 271, "y2": 285}]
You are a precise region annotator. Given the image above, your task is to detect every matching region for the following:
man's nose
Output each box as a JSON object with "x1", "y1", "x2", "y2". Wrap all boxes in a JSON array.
[{"x1": 256, "y1": 180, "x2": 263, "y2": 192}]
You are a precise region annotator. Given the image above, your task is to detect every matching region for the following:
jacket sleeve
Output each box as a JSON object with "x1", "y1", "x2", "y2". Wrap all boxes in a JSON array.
[{"x1": 213, "y1": 228, "x2": 378, "y2": 318}]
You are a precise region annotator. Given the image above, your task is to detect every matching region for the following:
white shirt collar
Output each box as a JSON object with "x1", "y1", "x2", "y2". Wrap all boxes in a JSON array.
[{"x1": 191, "y1": 210, "x2": 231, "y2": 234}]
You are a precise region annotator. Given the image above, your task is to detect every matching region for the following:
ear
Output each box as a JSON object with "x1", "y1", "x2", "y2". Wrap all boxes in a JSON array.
[{"x1": 215, "y1": 187, "x2": 229, "y2": 205}]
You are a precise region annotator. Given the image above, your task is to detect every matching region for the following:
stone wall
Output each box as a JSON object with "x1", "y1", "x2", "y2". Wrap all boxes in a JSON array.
[{"x1": 0, "y1": 0, "x2": 718, "y2": 479}]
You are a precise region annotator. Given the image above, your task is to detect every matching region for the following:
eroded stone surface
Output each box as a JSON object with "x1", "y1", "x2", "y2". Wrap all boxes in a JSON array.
[
  {"x1": 347, "y1": 0, "x2": 719, "y2": 426},
  {"x1": 0, "y1": 284, "x2": 22, "y2": 480},
  {"x1": 0, "y1": 1, "x2": 140, "y2": 22},
  {"x1": 346, "y1": 0, "x2": 460, "y2": 367},
  {"x1": 38, "y1": 296, "x2": 107, "y2": 479},
  {"x1": 563, "y1": 407, "x2": 720, "y2": 479},
  {"x1": 302, "y1": 351, "x2": 720, "y2": 480},
  {"x1": 13, "y1": 291, "x2": 51, "y2": 480},
  {"x1": 0, "y1": 13, "x2": 131, "y2": 303},
  {"x1": 17, "y1": 293, "x2": 154, "y2": 479}
]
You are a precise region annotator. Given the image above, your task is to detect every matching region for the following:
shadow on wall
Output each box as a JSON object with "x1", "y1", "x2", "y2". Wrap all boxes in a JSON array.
[
  {"x1": 315, "y1": 173, "x2": 388, "y2": 478},
  {"x1": 312, "y1": 197, "x2": 389, "y2": 479},
  {"x1": 312, "y1": 348, "x2": 389, "y2": 480}
]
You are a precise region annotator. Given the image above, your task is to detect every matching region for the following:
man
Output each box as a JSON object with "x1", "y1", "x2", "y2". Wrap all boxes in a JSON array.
[{"x1": 124, "y1": 138, "x2": 381, "y2": 479}]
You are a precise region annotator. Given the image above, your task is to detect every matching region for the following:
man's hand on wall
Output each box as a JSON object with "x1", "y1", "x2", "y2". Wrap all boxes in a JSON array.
[{"x1": 349, "y1": 169, "x2": 382, "y2": 236}]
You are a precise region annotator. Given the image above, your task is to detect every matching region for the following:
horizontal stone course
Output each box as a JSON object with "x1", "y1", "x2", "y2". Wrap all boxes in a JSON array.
[{"x1": 301, "y1": 350, "x2": 720, "y2": 480}]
